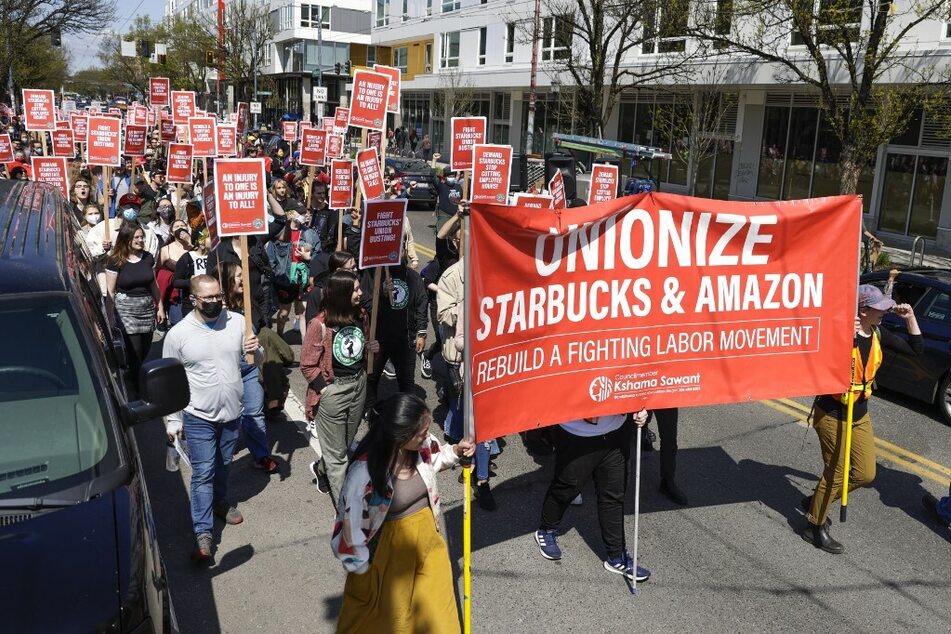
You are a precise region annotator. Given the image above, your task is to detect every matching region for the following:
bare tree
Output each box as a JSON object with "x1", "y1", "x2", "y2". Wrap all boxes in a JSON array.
[
  {"x1": 687, "y1": 0, "x2": 951, "y2": 194},
  {"x1": 210, "y1": 0, "x2": 275, "y2": 105}
]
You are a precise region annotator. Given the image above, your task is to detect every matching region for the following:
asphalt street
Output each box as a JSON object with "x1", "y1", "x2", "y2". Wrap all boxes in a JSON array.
[{"x1": 137, "y1": 207, "x2": 951, "y2": 633}]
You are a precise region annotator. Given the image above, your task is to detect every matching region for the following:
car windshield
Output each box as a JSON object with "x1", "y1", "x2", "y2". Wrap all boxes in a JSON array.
[{"x1": 0, "y1": 296, "x2": 117, "y2": 500}]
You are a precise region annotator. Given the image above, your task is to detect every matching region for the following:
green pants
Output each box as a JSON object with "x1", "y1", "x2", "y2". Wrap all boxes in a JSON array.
[
  {"x1": 314, "y1": 373, "x2": 366, "y2": 506},
  {"x1": 808, "y1": 408, "x2": 877, "y2": 525}
]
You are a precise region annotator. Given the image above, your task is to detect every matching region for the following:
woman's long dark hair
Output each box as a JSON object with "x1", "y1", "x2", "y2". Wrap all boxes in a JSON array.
[
  {"x1": 351, "y1": 393, "x2": 430, "y2": 495},
  {"x1": 321, "y1": 269, "x2": 361, "y2": 327},
  {"x1": 106, "y1": 221, "x2": 144, "y2": 270},
  {"x1": 216, "y1": 260, "x2": 243, "y2": 313}
]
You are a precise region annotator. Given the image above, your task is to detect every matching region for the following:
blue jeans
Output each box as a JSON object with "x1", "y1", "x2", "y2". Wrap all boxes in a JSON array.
[
  {"x1": 182, "y1": 413, "x2": 241, "y2": 535},
  {"x1": 444, "y1": 396, "x2": 495, "y2": 482},
  {"x1": 241, "y1": 363, "x2": 269, "y2": 461}
]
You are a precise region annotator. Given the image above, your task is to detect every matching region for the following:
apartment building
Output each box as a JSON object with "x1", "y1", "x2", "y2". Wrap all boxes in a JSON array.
[{"x1": 372, "y1": 1, "x2": 951, "y2": 250}]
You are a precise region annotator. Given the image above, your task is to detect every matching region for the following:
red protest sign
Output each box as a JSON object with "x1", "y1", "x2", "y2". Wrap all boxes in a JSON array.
[
  {"x1": 236, "y1": 102, "x2": 249, "y2": 134},
  {"x1": 282, "y1": 121, "x2": 298, "y2": 142},
  {"x1": 299, "y1": 121, "x2": 314, "y2": 134},
  {"x1": 330, "y1": 159, "x2": 354, "y2": 209},
  {"x1": 450, "y1": 117, "x2": 486, "y2": 171},
  {"x1": 149, "y1": 77, "x2": 170, "y2": 106},
  {"x1": 513, "y1": 193, "x2": 554, "y2": 209},
  {"x1": 368, "y1": 130, "x2": 382, "y2": 156},
  {"x1": 147, "y1": 109, "x2": 157, "y2": 127},
  {"x1": 55, "y1": 120, "x2": 71, "y2": 130},
  {"x1": 471, "y1": 144, "x2": 513, "y2": 205},
  {"x1": 360, "y1": 198, "x2": 407, "y2": 269},
  {"x1": 334, "y1": 107, "x2": 349, "y2": 135},
  {"x1": 348, "y1": 70, "x2": 390, "y2": 131},
  {"x1": 217, "y1": 124, "x2": 238, "y2": 156},
  {"x1": 188, "y1": 116, "x2": 217, "y2": 157},
  {"x1": 70, "y1": 113, "x2": 88, "y2": 145},
  {"x1": 468, "y1": 193, "x2": 862, "y2": 441},
  {"x1": 132, "y1": 106, "x2": 149, "y2": 126},
  {"x1": 548, "y1": 169, "x2": 566, "y2": 209},
  {"x1": 22, "y1": 89, "x2": 56, "y2": 131},
  {"x1": 171, "y1": 91, "x2": 196, "y2": 125},
  {"x1": 300, "y1": 128, "x2": 327, "y2": 166},
  {"x1": 166, "y1": 143, "x2": 194, "y2": 184},
  {"x1": 160, "y1": 117, "x2": 176, "y2": 140},
  {"x1": 327, "y1": 134, "x2": 344, "y2": 159},
  {"x1": 124, "y1": 124, "x2": 148, "y2": 156},
  {"x1": 356, "y1": 147, "x2": 385, "y2": 200},
  {"x1": 51, "y1": 129, "x2": 75, "y2": 157},
  {"x1": 0, "y1": 134, "x2": 13, "y2": 162},
  {"x1": 85, "y1": 116, "x2": 122, "y2": 166},
  {"x1": 201, "y1": 182, "x2": 221, "y2": 251},
  {"x1": 372, "y1": 64, "x2": 401, "y2": 114},
  {"x1": 214, "y1": 158, "x2": 269, "y2": 235},
  {"x1": 322, "y1": 117, "x2": 335, "y2": 134},
  {"x1": 31, "y1": 157, "x2": 69, "y2": 197},
  {"x1": 588, "y1": 164, "x2": 619, "y2": 205}
]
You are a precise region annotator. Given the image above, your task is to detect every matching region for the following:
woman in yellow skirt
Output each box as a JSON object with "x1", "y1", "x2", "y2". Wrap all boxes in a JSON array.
[{"x1": 332, "y1": 393, "x2": 474, "y2": 633}]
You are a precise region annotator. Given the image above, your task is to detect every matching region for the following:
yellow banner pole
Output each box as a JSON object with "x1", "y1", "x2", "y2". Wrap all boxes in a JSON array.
[
  {"x1": 840, "y1": 348, "x2": 857, "y2": 522},
  {"x1": 463, "y1": 457, "x2": 472, "y2": 633},
  {"x1": 461, "y1": 206, "x2": 473, "y2": 634}
]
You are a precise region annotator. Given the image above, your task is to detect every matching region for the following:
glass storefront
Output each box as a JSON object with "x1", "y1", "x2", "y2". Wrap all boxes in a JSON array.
[{"x1": 879, "y1": 153, "x2": 947, "y2": 238}]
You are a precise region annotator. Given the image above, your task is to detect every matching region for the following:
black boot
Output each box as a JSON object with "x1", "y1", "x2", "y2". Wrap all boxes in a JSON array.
[
  {"x1": 801, "y1": 522, "x2": 845, "y2": 554},
  {"x1": 659, "y1": 479, "x2": 688, "y2": 505}
]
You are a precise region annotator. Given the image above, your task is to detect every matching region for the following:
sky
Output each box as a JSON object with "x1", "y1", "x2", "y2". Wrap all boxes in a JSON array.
[{"x1": 67, "y1": 0, "x2": 168, "y2": 72}]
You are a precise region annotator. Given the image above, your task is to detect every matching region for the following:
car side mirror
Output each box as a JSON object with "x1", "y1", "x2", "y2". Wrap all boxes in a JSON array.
[{"x1": 122, "y1": 358, "x2": 190, "y2": 426}]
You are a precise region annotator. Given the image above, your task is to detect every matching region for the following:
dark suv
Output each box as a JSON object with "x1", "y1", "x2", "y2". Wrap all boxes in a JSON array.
[{"x1": 0, "y1": 181, "x2": 189, "y2": 633}]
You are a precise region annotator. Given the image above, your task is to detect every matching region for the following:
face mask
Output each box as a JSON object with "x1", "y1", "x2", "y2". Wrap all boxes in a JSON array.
[
  {"x1": 122, "y1": 208, "x2": 139, "y2": 222},
  {"x1": 447, "y1": 177, "x2": 457, "y2": 185},
  {"x1": 198, "y1": 300, "x2": 223, "y2": 319},
  {"x1": 158, "y1": 207, "x2": 173, "y2": 220},
  {"x1": 85, "y1": 214, "x2": 101, "y2": 226}
]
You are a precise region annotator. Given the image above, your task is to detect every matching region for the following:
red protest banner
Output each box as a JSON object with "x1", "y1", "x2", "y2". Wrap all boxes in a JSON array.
[
  {"x1": 124, "y1": 124, "x2": 148, "y2": 156},
  {"x1": 0, "y1": 134, "x2": 13, "y2": 162},
  {"x1": 334, "y1": 107, "x2": 349, "y2": 135},
  {"x1": 214, "y1": 158, "x2": 269, "y2": 235},
  {"x1": 282, "y1": 121, "x2": 298, "y2": 142},
  {"x1": 171, "y1": 91, "x2": 196, "y2": 125},
  {"x1": 55, "y1": 120, "x2": 71, "y2": 130},
  {"x1": 51, "y1": 129, "x2": 75, "y2": 157},
  {"x1": 549, "y1": 169, "x2": 566, "y2": 209},
  {"x1": 348, "y1": 70, "x2": 391, "y2": 131},
  {"x1": 330, "y1": 159, "x2": 354, "y2": 209},
  {"x1": 70, "y1": 113, "x2": 88, "y2": 144},
  {"x1": 322, "y1": 117, "x2": 335, "y2": 134},
  {"x1": 513, "y1": 193, "x2": 554, "y2": 209},
  {"x1": 166, "y1": 143, "x2": 194, "y2": 184},
  {"x1": 299, "y1": 121, "x2": 314, "y2": 134},
  {"x1": 86, "y1": 116, "x2": 122, "y2": 166},
  {"x1": 201, "y1": 182, "x2": 221, "y2": 251},
  {"x1": 188, "y1": 116, "x2": 218, "y2": 157},
  {"x1": 22, "y1": 89, "x2": 56, "y2": 131},
  {"x1": 217, "y1": 124, "x2": 238, "y2": 157},
  {"x1": 372, "y1": 64, "x2": 401, "y2": 114},
  {"x1": 467, "y1": 193, "x2": 862, "y2": 441},
  {"x1": 360, "y1": 198, "x2": 407, "y2": 269},
  {"x1": 150, "y1": 77, "x2": 170, "y2": 106},
  {"x1": 368, "y1": 130, "x2": 383, "y2": 157},
  {"x1": 160, "y1": 117, "x2": 176, "y2": 140},
  {"x1": 471, "y1": 144, "x2": 513, "y2": 204},
  {"x1": 127, "y1": 105, "x2": 145, "y2": 126},
  {"x1": 147, "y1": 109, "x2": 157, "y2": 127},
  {"x1": 588, "y1": 163, "x2": 619, "y2": 205},
  {"x1": 356, "y1": 147, "x2": 385, "y2": 200},
  {"x1": 326, "y1": 134, "x2": 344, "y2": 159},
  {"x1": 300, "y1": 128, "x2": 327, "y2": 166},
  {"x1": 450, "y1": 117, "x2": 486, "y2": 171},
  {"x1": 236, "y1": 102, "x2": 249, "y2": 134},
  {"x1": 31, "y1": 156, "x2": 69, "y2": 197}
]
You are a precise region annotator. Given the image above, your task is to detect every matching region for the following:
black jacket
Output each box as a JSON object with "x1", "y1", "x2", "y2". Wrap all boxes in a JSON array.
[{"x1": 361, "y1": 265, "x2": 428, "y2": 346}]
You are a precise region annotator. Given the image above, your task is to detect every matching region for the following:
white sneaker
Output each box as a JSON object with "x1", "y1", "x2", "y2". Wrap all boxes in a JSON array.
[{"x1": 571, "y1": 493, "x2": 583, "y2": 506}]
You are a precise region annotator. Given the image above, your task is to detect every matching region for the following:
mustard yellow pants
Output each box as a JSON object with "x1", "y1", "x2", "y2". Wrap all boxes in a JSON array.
[
  {"x1": 807, "y1": 409, "x2": 877, "y2": 525},
  {"x1": 337, "y1": 506, "x2": 460, "y2": 634}
]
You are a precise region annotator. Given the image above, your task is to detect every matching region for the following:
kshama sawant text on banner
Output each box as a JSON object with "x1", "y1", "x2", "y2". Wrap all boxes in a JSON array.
[{"x1": 468, "y1": 192, "x2": 861, "y2": 441}]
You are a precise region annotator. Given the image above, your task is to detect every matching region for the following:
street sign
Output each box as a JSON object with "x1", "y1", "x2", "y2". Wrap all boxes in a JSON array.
[
  {"x1": 255, "y1": 91, "x2": 272, "y2": 96},
  {"x1": 250, "y1": 101, "x2": 262, "y2": 114},
  {"x1": 313, "y1": 86, "x2": 328, "y2": 102}
]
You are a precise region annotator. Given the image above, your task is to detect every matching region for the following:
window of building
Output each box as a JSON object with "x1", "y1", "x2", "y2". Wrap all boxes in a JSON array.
[
  {"x1": 505, "y1": 23, "x2": 516, "y2": 62},
  {"x1": 492, "y1": 92, "x2": 511, "y2": 144},
  {"x1": 946, "y1": 22, "x2": 951, "y2": 39},
  {"x1": 367, "y1": 45, "x2": 377, "y2": 66},
  {"x1": 427, "y1": 0, "x2": 433, "y2": 16},
  {"x1": 478, "y1": 27, "x2": 487, "y2": 65},
  {"x1": 440, "y1": 31, "x2": 460, "y2": 68},
  {"x1": 402, "y1": 0, "x2": 408, "y2": 21},
  {"x1": 279, "y1": 4, "x2": 294, "y2": 31},
  {"x1": 542, "y1": 16, "x2": 572, "y2": 61},
  {"x1": 642, "y1": 4, "x2": 687, "y2": 54},
  {"x1": 376, "y1": 0, "x2": 389, "y2": 27},
  {"x1": 425, "y1": 42, "x2": 433, "y2": 72},
  {"x1": 262, "y1": 43, "x2": 272, "y2": 67},
  {"x1": 394, "y1": 47, "x2": 409, "y2": 72},
  {"x1": 442, "y1": 0, "x2": 460, "y2": 12},
  {"x1": 714, "y1": 0, "x2": 732, "y2": 48},
  {"x1": 791, "y1": 0, "x2": 862, "y2": 46},
  {"x1": 300, "y1": 4, "x2": 330, "y2": 30}
]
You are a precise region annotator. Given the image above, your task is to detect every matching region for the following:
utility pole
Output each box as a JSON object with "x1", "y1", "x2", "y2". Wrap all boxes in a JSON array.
[
  {"x1": 217, "y1": 0, "x2": 225, "y2": 116},
  {"x1": 525, "y1": 0, "x2": 541, "y2": 155},
  {"x1": 316, "y1": 4, "x2": 323, "y2": 122}
]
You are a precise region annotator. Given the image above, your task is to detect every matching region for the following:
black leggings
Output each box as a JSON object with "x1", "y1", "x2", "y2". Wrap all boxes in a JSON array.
[{"x1": 123, "y1": 331, "x2": 153, "y2": 378}]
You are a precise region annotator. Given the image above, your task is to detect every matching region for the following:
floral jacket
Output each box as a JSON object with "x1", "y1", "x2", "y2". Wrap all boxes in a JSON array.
[{"x1": 331, "y1": 434, "x2": 459, "y2": 574}]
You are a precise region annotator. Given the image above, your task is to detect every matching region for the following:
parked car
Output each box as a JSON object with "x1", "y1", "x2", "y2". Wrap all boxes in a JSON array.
[
  {"x1": 384, "y1": 156, "x2": 439, "y2": 210},
  {"x1": 0, "y1": 181, "x2": 189, "y2": 633},
  {"x1": 862, "y1": 268, "x2": 951, "y2": 424}
]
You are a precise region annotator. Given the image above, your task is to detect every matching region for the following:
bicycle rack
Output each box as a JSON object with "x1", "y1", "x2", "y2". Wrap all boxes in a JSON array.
[{"x1": 911, "y1": 236, "x2": 926, "y2": 267}]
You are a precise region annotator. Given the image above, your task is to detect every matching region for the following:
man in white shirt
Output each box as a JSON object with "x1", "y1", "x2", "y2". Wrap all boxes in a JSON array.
[{"x1": 163, "y1": 274, "x2": 262, "y2": 561}]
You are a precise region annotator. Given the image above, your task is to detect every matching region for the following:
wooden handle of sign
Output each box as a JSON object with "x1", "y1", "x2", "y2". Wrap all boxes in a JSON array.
[
  {"x1": 202, "y1": 158, "x2": 208, "y2": 191},
  {"x1": 367, "y1": 267, "x2": 382, "y2": 375},
  {"x1": 240, "y1": 235, "x2": 255, "y2": 365},
  {"x1": 306, "y1": 165, "x2": 315, "y2": 210},
  {"x1": 103, "y1": 166, "x2": 112, "y2": 233},
  {"x1": 463, "y1": 171, "x2": 470, "y2": 203}
]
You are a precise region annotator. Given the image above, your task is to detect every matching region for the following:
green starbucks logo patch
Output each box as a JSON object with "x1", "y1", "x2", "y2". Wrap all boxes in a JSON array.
[
  {"x1": 333, "y1": 326, "x2": 365, "y2": 366},
  {"x1": 391, "y1": 279, "x2": 409, "y2": 310}
]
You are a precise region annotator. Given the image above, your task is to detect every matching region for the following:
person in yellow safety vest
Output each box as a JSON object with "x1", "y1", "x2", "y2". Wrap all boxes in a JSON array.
[{"x1": 801, "y1": 284, "x2": 921, "y2": 554}]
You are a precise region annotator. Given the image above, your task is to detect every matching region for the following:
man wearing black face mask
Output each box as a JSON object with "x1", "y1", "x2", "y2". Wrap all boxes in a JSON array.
[{"x1": 163, "y1": 274, "x2": 263, "y2": 561}]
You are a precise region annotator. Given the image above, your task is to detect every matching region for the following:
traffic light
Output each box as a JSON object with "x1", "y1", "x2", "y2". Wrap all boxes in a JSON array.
[
  {"x1": 344, "y1": 60, "x2": 351, "y2": 74},
  {"x1": 50, "y1": 28, "x2": 61, "y2": 47},
  {"x1": 137, "y1": 39, "x2": 152, "y2": 58},
  {"x1": 206, "y1": 51, "x2": 216, "y2": 66},
  {"x1": 334, "y1": 62, "x2": 341, "y2": 75}
]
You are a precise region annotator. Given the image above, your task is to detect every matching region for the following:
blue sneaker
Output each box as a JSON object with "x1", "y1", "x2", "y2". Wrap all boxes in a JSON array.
[
  {"x1": 603, "y1": 552, "x2": 650, "y2": 582},
  {"x1": 534, "y1": 529, "x2": 562, "y2": 560}
]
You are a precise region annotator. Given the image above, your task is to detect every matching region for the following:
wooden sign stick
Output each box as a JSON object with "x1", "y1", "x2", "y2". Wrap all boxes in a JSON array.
[
  {"x1": 366, "y1": 267, "x2": 382, "y2": 374},
  {"x1": 240, "y1": 235, "x2": 255, "y2": 364}
]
